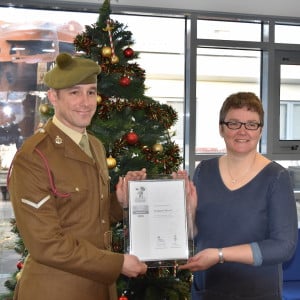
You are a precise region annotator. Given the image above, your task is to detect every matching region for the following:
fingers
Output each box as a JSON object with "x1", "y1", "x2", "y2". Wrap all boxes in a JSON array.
[
  {"x1": 122, "y1": 254, "x2": 148, "y2": 277},
  {"x1": 116, "y1": 169, "x2": 147, "y2": 207},
  {"x1": 116, "y1": 176, "x2": 123, "y2": 189},
  {"x1": 172, "y1": 170, "x2": 188, "y2": 179},
  {"x1": 178, "y1": 262, "x2": 192, "y2": 270},
  {"x1": 178, "y1": 262, "x2": 199, "y2": 272},
  {"x1": 125, "y1": 168, "x2": 147, "y2": 181},
  {"x1": 139, "y1": 262, "x2": 148, "y2": 275}
]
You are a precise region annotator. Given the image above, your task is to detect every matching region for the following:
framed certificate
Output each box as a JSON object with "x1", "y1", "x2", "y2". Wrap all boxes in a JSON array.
[{"x1": 127, "y1": 179, "x2": 189, "y2": 265}]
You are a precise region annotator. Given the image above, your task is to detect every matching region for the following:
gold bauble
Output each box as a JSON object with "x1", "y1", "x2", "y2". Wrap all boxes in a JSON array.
[
  {"x1": 111, "y1": 55, "x2": 119, "y2": 64},
  {"x1": 101, "y1": 46, "x2": 112, "y2": 58},
  {"x1": 38, "y1": 103, "x2": 49, "y2": 114},
  {"x1": 107, "y1": 155, "x2": 117, "y2": 169},
  {"x1": 97, "y1": 95, "x2": 102, "y2": 104},
  {"x1": 16, "y1": 270, "x2": 23, "y2": 281},
  {"x1": 152, "y1": 143, "x2": 163, "y2": 153}
]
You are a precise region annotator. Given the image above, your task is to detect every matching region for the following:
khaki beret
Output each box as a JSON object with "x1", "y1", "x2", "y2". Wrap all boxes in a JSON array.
[{"x1": 44, "y1": 53, "x2": 101, "y2": 89}]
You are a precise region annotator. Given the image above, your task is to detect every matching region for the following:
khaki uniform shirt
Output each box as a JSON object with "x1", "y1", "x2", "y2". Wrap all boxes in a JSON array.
[{"x1": 8, "y1": 120, "x2": 124, "y2": 300}]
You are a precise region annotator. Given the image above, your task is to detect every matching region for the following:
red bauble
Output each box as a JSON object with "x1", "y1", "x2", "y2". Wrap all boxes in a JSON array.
[
  {"x1": 126, "y1": 131, "x2": 138, "y2": 145},
  {"x1": 17, "y1": 261, "x2": 24, "y2": 270},
  {"x1": 119, "y1": 76, "x2": 131, "y2": 87},
  {"x1": 119, "y1": 296, "x2": 128, "y2": 300},
  {"x1": 123, "y1": 47, "x2": 134, "y2": 58}
]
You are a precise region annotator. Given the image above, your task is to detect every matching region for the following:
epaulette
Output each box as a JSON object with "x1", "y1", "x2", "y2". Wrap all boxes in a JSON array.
[{"x1": 20, "y1": 127, "x2": 49, "y2": 154}]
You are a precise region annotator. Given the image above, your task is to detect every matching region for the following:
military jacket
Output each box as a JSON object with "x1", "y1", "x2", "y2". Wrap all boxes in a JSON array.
[{"x1": 8, "y1": 120, "x2": 124, "y2": 300}]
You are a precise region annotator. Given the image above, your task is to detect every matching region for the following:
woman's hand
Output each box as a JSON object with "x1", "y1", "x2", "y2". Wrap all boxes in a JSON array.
[
  {"x1": 179, "y1": 244, "x2": 254, "y2": 271},
  {"x1": 172, "y1": 170, "x2": 197, "y2": 212},
  {"x1": 179, "y1": 248, "x2": 219, "y2": 271},
  {"x1": 116, "y1": 168, "x2": 147, "y2": 207},
  {"x1": 172, "y1": 170, "x2": 198, "y2": 236}
]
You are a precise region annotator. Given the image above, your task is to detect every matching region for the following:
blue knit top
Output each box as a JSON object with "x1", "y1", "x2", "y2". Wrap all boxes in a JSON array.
[{"x1": 192, "y1": 158, "x2": 298, "y2": 300}]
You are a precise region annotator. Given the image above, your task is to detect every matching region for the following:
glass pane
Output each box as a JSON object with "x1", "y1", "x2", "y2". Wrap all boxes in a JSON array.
[
  {"x1": 280, "y1": 64, "x2": 300, "y2": 140},
  {"x1": 114, "y1": 16, "x2": 185, "y2": 150},
  {"x1": 293, "y1": 104, "x2": 300, "y2": 139},
  {"x1": 196, "y1": 48, "x2": 261, "y2": 154},
  {"x1": 115, "y1": 15, "x2": 185, "y2": 53},
  {"x1": 137, "y1": 52, "x2": 185, "y2": 147},
  {"x1": 280, "y1": 104, "x2": 287, "y2": 140},
  {"x1": 197, "y1": 20, "x2": 261, "y2": 41},
  {"x1": 275, "y1": 24, "x2": 300, "y2": 44}
]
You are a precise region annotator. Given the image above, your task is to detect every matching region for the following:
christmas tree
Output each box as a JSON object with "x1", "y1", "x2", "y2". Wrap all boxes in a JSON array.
[
  {"x1": 72, "y1": 0, "x2": 183, "y2": 190},
  {"x1": 73, "y1": 2, "x2": 190, "y2": 298},
  {"x1": 0, "y1": 219, "x2": 27, "y2": 300},
  {"x1": 2, "y1": 1, "x2": 191, "y2": 299}
]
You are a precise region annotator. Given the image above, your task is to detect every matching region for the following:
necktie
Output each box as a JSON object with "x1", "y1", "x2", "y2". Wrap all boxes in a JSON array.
[{"x1": 79, "y1": 134, "x2": 93, "y2": 158}]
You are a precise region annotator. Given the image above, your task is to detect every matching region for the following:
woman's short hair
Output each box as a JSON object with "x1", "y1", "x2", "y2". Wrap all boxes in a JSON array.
[{"x1": 219, "y1": 92, "x2": 264, "y2": 127}]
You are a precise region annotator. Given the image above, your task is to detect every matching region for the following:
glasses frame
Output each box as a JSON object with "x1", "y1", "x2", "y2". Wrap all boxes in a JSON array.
[{"x1": 220, "y1": 121, "x2": 262, "y2": 130}]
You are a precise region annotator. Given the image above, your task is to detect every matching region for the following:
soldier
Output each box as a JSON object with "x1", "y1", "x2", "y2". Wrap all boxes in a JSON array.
[{"x1": 8, "y1": 53, "x2": 147, "y2": 300}]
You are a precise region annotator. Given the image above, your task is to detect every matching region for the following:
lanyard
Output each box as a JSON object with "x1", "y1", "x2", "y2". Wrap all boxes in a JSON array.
[{"x1": 7, "y1": 148, "x2": 71, "y2": 198}]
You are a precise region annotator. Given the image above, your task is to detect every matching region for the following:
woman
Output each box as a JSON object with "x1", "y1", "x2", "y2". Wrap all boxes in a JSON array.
[{"x1": 180, "y1": 92, "x2": 298, "y2": 299}]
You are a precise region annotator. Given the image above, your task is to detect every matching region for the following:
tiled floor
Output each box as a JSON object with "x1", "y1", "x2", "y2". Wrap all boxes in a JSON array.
[{"x1": 0, "y1": 199, "x2": 19, "y2": 296}]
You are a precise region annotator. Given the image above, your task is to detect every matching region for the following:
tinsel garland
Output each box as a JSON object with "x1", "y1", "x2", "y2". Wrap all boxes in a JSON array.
[
  {"x1": 73, "y1": 33, "x2": 97, "y2": 55},
  {"x1": 97, "y1": 97, "x2": 177, "y2": 129},
  {"x1": 100, "y1": 63, "x2": 146, "y2": 81}
]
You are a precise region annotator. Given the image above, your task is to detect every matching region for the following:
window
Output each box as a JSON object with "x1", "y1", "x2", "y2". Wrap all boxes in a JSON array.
[
  {"x1": 195, "y1": 20, "x2": 261, "y2": 154},
  {"x1": 272, "y1": 51, "x2": 300, "y2": 155},
  {"x1": 115, "y1": 15, "x2": 185, "y2": 148},
  {"x1": 1, "y1": 5, "x2": 300, "y2": 171},
  {"x1": 0, "y1": 8, "x2": 185, "y2": 168},
  {"x1": 280, "y1": 102, "x2": 300, "y2": 140}
]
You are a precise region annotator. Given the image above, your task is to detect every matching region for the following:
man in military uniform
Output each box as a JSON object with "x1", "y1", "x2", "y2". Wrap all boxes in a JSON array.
[{"x1": 8, "y1": 53, "x2": 147, "y2": 300}]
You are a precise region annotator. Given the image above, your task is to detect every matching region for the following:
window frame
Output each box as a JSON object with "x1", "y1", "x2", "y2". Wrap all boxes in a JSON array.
[{"x1": 271, "y1": 50, "x2": 300, "y2": 158}]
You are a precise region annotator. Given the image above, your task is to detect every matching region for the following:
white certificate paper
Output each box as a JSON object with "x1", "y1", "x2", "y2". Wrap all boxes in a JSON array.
[{"x1": 128, "y1": 179, "x2": 189, "y2": 262}]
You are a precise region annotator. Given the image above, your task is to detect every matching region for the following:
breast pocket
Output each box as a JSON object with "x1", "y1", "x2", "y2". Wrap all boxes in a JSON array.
[{"x1": 54, "y1": 183, "x2": 90, "y2": 228}]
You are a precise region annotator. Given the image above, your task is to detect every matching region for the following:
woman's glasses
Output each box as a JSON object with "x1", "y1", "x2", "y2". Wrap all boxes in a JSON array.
[{"x1": 220, "y1": 121, "x2": 261, "y2": 130}]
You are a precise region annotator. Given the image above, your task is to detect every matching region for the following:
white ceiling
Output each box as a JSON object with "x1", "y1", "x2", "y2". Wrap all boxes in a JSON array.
[{"x1": 63, "y1": 0, "x2": 300, "y2": 19}]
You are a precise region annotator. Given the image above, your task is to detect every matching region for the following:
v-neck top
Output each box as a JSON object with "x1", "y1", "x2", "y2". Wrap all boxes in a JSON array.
[{"x1": 192, "y1": 157, "x2": 298, "y2": 299}]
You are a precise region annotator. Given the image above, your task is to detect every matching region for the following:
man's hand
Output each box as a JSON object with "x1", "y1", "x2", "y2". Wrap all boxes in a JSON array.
[
  {"x1": 121, "y1": 254, "x2": 148, "y2": 277},
  {"x1": 116, "y1": 168, "x2": 147, "y2": 207}
]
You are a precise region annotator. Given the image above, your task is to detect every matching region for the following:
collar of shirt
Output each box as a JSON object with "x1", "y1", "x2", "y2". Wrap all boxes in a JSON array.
[{"x1": 52, "y1": 115, "x2": 87, "y2": 145}]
